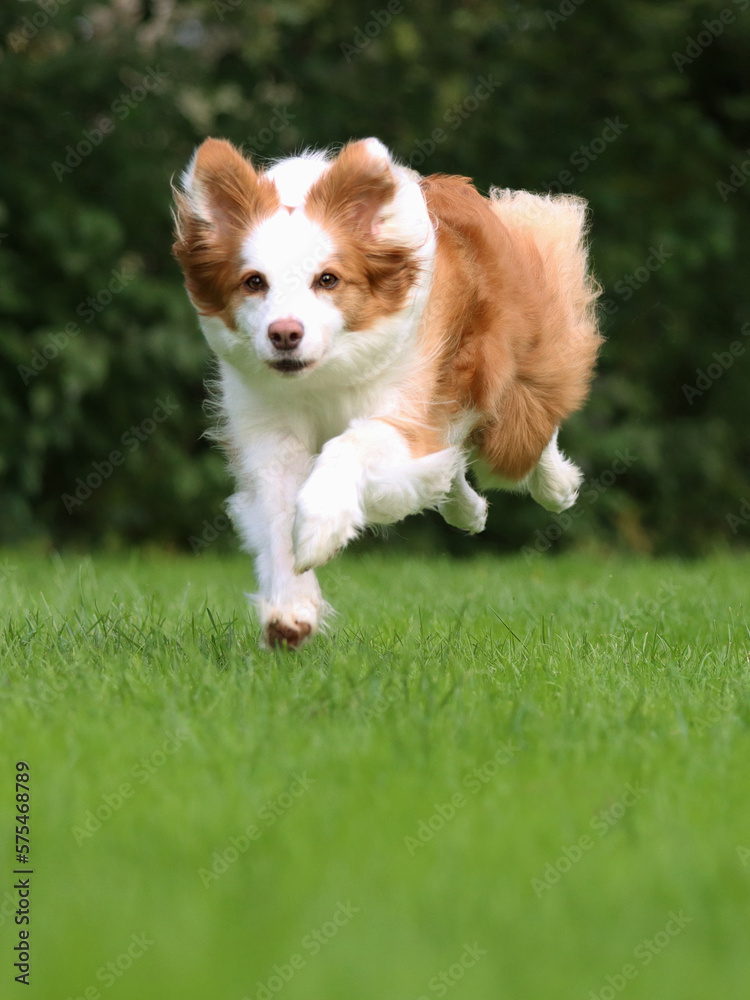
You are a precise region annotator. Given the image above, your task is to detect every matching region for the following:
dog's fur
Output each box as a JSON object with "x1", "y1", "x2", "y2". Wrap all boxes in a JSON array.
[{"x1": 173, "y1": 137, "x2": 602, "y2": 648}]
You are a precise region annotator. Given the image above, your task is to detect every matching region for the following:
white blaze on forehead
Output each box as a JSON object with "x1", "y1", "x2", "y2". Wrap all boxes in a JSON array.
[
  {"x1": 266, "y1": 153, "x2": 329, "y2": 209},
  {"x1": 242, "y1": 209, "x2": 334, "y2": 292}
]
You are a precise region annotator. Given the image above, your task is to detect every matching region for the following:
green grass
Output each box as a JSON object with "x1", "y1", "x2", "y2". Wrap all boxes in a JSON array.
[{"x1": 1, "y1": 549, "x2": 749, "y2": 1000}]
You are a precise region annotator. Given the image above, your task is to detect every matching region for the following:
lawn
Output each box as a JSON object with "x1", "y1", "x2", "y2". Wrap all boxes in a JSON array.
[{"x1": 1, "y1": 549, "x2": 748, "y2": 1000}]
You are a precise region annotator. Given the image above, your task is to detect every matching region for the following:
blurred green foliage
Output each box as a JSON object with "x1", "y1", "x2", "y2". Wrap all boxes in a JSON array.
[{"x1": 0, "y1": 0, "x2": 748, "y2": 554}]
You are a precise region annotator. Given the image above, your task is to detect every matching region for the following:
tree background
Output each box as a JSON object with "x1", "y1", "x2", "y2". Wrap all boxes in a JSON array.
[{"x1": 1, "y1": 0, "x2": 748, "y2": 557}]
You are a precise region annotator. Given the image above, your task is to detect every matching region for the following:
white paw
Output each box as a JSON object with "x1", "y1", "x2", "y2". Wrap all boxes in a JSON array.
[
  {"x1": 437, "y1": 470, "x2": 488, "y2": 533},
  {"x1": 293, "y1": 477, "x2": 363, "y2": 573},
  {"x1": 256, "y1": 599, "x2": 321, "y2": 650},
  {"x1": 440, "y1": 491, "x2": 488, "y2": 533},
  {"x1": 528, "y1": 461, "x2": 582, "y2": 513}
]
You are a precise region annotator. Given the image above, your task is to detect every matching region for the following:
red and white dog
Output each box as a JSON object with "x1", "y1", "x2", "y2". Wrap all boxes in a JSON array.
[{"x1": 173, "y1": 137, "x2": 601, "y2": 648}]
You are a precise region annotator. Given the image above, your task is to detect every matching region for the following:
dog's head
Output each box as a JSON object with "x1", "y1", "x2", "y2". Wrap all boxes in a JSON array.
[{"x1": 173, "y1": 138, "x2": 431, "y2": 381}]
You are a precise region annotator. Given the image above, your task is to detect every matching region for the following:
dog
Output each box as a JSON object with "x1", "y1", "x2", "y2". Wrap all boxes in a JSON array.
[{"x1": 173, "y1": 137, "x2": 602, "y2": 648}]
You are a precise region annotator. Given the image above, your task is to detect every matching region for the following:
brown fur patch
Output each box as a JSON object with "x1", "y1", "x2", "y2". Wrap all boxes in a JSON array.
[
  {"x1": 305, "y1": 141, "x2": 420, "y2": 331},
  {"x1": 375, "y1": 415, "x2": 448, "y2": 458},
  {"x1": 409, "y1": 174, "x2": 602, "y2": 479},
  {"x1": 172, "y1": 138, "x2": 279, "y2": 329}
]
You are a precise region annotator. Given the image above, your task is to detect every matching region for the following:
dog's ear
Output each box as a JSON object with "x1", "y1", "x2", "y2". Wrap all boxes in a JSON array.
[
  {"x1": 306, "y1": 138, "x2": 398, "y2": 239},
  {"x1": 174, "y1": 138, "x2": 271, "y2": 235},
  {"x1": 172, "y1": 139, "x2": 278, "y2": 317}
]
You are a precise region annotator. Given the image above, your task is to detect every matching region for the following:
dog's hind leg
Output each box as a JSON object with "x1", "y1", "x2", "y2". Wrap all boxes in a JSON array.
[
  {"x1": 524, "y1": 430, "x2": 582, "y2": 513},
  {"x1": 438, "y1": 472, "x2": 488, "y2": 533}
]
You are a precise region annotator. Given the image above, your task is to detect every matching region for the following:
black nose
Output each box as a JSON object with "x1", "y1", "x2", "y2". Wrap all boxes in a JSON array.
[{"x1": 268, "y1": 319, "x2": 304, "y2": 351}]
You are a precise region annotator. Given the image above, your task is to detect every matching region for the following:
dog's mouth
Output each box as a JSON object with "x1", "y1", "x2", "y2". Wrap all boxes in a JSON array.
[{"x1": 267, "y1": 358, "x2": 315, "y2": 375}]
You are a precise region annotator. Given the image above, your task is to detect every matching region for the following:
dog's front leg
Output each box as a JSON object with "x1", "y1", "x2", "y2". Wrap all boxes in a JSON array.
[
  {"x1": 293, "y1": 418, "x2": 461, "y2": 573},
  {"x1": 228, "y1": 433, "x2": 326, "y2": 649}
]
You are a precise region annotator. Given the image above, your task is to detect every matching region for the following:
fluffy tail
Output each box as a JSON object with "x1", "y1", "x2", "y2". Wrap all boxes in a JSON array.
[
  {"x1": 488, "y1": 188, "x2": 601, "y2": 346},
  {"x1": 476, "y1": 189, "x2": 603, "y2": 482}
]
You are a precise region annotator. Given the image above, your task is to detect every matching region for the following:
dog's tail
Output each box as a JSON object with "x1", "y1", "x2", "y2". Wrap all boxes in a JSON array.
[
  {"x1": 474, "y1": 189, "x2": 603, "y2": 482},
  {"x1": 488, "y1": 188, "x2": 602, "y2": 345}
]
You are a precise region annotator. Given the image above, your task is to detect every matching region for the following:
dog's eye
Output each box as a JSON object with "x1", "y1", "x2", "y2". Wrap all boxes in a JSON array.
[
  {"x1": 317, "y1": 273, "x2": 339, "y2": 289},
  {"x1": 244, "y1": 273, "x2": 267, "y2": 292}
]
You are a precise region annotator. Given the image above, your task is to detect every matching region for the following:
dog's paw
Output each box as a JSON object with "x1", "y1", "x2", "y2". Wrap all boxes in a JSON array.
[
  {"x1": 438, "y1": 473, "x2": 488, "y2": 534},
  {"x1": 259, "y1": 602, "x2": 319, "y2": 650},
  {"x1": 264, "y1": 616, "x2": 312, "y2": 650},
  {"x1": 253, "y1": 587, "x2": 332, "y2": 651},
  {"x1": 528, "y1": 460, "x2": 582, "y2": 513},
  {"x1": 293, "y1": 475, "x2": 363, "y2": 574},
  {"x1": 440, "y1": 491, "x2": 488, "y2": 533},
  {"x1": 293, "y1": 503, "x2": 361, "y2": 573}
]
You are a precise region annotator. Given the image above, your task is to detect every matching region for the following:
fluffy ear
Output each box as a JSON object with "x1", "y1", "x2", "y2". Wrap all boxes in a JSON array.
[
  {"x1": 306, "y1": 138, "x2": 420, "y2": 307},
  {"x1": 175, "y1": 137, "x2": 272, "y2": 234},
  {"x1": 305, "y1": 138, "x2": 397, "y2": 238},
  {"x1": 172, "y1": 138, "x2": 278, "y2": 318}
]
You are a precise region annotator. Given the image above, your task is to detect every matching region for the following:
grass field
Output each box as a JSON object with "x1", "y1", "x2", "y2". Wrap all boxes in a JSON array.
[{"x1": 1, "y1": 548, "x2": 749, "y2": 1000}]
